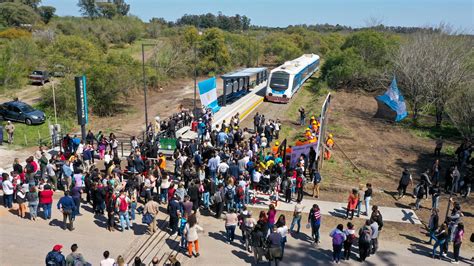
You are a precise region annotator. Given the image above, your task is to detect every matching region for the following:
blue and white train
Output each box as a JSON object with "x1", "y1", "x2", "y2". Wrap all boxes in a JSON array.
[{"x1": 265, "y1": 54, "x2": 320, "y2": 103}]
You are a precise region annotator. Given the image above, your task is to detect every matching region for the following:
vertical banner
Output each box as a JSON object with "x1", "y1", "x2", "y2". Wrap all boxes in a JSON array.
[
  {"x1": 75, "y1": 76, "x2": 88, "y2": 125},
  {"x1": 198, "y1": 77, "x2": 221, "y2": 113},
  {"x1": 317, "y1": 93, "x2": 331, "y2": 170}
]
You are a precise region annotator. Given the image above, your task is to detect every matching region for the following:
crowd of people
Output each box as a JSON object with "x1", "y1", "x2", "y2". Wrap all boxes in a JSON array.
[
  {"x1": 395, "y1": 138, "x2": 473, "y2": 263},
  {"x1": 0, "y1": 103, "x2": 472, "y2": 265}
]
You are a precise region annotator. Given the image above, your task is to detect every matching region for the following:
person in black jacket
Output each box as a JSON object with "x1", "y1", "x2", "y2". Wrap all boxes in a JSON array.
[
  {"x1": 370, "y1": 205, "x2": 384, "y2": 231},
  {"x1": 428, "y1": 208, "x2": 439, "y2": 244},
  {"x1": 415, "y1": 181, "x2": 426, "y2": 210},
  {"x1": 187, "y1": 182, "x2": 199, "y2": 211},
  {"x1": 397, "y1": 168, "x2": 413, "y2": 199}
]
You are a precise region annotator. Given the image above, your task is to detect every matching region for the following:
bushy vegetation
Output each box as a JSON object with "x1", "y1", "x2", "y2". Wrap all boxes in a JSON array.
[{"x1": 0, "y1": 1, "x2": 471, "y2": 138}]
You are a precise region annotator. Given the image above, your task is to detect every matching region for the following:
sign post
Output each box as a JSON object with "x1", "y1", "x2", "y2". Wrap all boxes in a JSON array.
[{"x1": 75, "y1": 76, "x2": 88, "y2": 140}]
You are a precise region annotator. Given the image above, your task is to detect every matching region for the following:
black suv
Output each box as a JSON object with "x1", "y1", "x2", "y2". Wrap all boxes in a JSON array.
[{"x1": 0, "y1": 101, "x2": 46, "y2": 125}]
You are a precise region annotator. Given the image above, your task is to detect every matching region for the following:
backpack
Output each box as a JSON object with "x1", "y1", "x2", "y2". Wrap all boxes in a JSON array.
[
  {"x1": 346, "y1": 232, "x2": 356, "y2": 244},
  {"x1": 313, "y1": 172, "x2": 322, "y2": 183},
  {"x1": 225, "y1": 188, "x2": 234, "y2": 201},
  {"x1": 72, "y1": 254, "x2": 84, "y2": 266},
  {"x1": 360, "y1": 229, "x2": 371, "y2": 244},
  {"x1": 46, "y1": 251, "x2": 62, "y2": 266},
  {"x1": 236, "y1": 186, "x2": 244, "y2": 199},
  {"x1": 119, "y1": 196, "x2": 128, "y2": 212},
  {"x1": 26, "y1": 163, "x2": 35, "y2": 174},
  {"x1": 332, "y1": 232, "x2": 345, "y2": 245}
]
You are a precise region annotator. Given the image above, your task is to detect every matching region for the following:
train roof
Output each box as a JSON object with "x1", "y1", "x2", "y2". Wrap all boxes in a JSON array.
[{"x1": 271, "y1": 54, "x2": 320, "y2": 75}]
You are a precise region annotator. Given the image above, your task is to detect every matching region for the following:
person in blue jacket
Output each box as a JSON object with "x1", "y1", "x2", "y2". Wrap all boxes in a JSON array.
[{"x1": 57, "y1": 191, "x2": 76, "y2": 231}]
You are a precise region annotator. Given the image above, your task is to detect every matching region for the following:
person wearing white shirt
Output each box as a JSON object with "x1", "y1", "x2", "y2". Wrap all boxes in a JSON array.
[
  {"x1": 100, "y1": 251, "x2": 115, "y2": 266},
  {"x1": 218, "y1": 161, "x2": 229, "y2": 177},
  {"x1": 2, "y1": 173, "x2": 14, "y2": 208},
  {"x1": 252, "y1": 171, "x2": 261, "y2": 192},
  {"x1": 276, "y1": 219, "x2": 289, "y2": 256}
]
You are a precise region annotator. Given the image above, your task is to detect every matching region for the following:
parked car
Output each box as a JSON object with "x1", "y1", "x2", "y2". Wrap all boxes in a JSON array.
[
  {"x1": 29, "y1": 70, "x2": 50, "y2": 85},
  {"x1": 0, "y1": 101, "x2": 46, "y2": 125},
  {"x1": 51, "y1": 64, "x2": 66, "y2": 77}
]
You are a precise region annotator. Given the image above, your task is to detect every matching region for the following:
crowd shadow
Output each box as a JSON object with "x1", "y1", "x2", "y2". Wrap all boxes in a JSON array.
[
  {"x1": 328, "y1": 207, "x2": 347, "y2": 219},
  {"x1": 132, "y1": 222, "x2": 148, "y2": 235},
  {"x1": 400, "y1": 233, "x2": 425, "y2": 244},
  {"x1": 208, "y1": 231, "x2": 228, "y2": 243},
  {"x1": 231, "y1": 250, "x2": 254, "y2": 264},
  {"x1": 48, "y1": 218, "x2": 63, "y2": 228}
]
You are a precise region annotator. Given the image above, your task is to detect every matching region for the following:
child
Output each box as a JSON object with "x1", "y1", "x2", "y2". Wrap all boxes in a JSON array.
[{"x1": 178, "y1": 213, "x2": 188, "y2": 250}]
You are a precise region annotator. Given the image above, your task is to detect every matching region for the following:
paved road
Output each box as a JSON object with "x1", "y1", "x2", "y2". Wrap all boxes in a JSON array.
[
  {"x1": 249, "y1": 192, "x2": 422, "y2": 224},
  {"x1": 186, "y1": 211, "x2": 473, "y2": 266},
  {"x1": 0, "y1": 192, "x2": 140, "y2": 265}
]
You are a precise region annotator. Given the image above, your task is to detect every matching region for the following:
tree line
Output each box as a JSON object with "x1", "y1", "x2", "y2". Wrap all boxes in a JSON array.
[{"x1": 0, "y1": 1, "x2": 472, "y2": 137}]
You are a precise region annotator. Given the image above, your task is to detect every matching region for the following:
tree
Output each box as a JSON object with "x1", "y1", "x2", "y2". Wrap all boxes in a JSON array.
[
  {"x1": 45, "y1": 35, "x2": 102, "y2": 75},
  {"x1": 113, "y1": 0, "x2": 129, "y2": 16},
  {"x1": 342, "y1": 30, "x2": 398, "y2": 68},
  {"x1": 394, "y1": 30, "x2": 473, "y2": 126},
  {"x1": 321, "y1": 48, "x2": 367, "y2": 89},
  {"x1": 96, "y1": 2, "x2": 117, "y2": 19},
  {"x1": 78, "y1": 0, "x2": 99, "y2": 18},
  {"x1": 0, "y1": 2, "x2": 40, "y2": 26},
  {"x1": 38, "y1": 5, "x2": 55, "y2": 24},
  {"x1": 445, "y1": 86, "x2": 474, "y2": 139},
  {"x1": 0, "y1": 0, "x2": 41, "y2": 9},
  {"x1": 393, "y1": 33, "x2": 432, "y2": 121},
  {"x1": 264, "y1": 33, "x2": 303, "y2": 64},
  {"x1": 198, "y1": 28, "x2": 230, "y2": 74},
  {"x1": 0, "y1": 38, "x2": 40, "y2": 92}
]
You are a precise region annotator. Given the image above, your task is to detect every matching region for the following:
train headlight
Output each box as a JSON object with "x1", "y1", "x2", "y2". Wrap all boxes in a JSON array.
[{"x1": 268, "y1": 93, "x2": 273, "y2": 96}]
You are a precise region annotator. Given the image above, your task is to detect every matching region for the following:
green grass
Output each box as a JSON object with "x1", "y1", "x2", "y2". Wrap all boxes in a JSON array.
[
  {"x1": 9, "y1": 121, "x2": 51, "y2": 147},
  {"x1": 328, "y1": 123, "x2": 349, "y2": 136},
  {"x1": 280, "y1": 78, "x2": 330, "y2": 143},
  {"x1": 399, "y1": 116, "x2": 462, "y2": 141},
  {"x1": 5, "y1": 115, "x2": 75, "y2": 148},
  {"x1": 108, "y1": 38, "x2": 160, "y2": 59}
]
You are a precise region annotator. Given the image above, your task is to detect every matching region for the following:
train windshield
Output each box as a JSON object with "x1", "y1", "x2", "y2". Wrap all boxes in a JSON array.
[{"x1": 269, "y1": 72, "x2": 289, "y2": 91}]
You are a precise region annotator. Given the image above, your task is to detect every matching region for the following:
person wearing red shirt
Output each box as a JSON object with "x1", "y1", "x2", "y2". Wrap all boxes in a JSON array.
[
  {"x1": 40, "y1": 185, "x2": 54, "y2": 219},
  {"x1": 346, "y1": 189, "x2": 359, "y2": 220}
]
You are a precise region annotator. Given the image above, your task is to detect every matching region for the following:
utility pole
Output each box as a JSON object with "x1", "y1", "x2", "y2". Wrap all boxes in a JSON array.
[
  {"x1": 142, "y1": 43, "x2": 157, "y2": 130},
  {"x1": 193, "y1": 43, "x2": 197, "y2": 114},
  {"x1": 52, "y1": 82, "x2": 58, "y2": 125},
  {"x1": 193, "y1": 31, "x2": 203, "y2": 117}
]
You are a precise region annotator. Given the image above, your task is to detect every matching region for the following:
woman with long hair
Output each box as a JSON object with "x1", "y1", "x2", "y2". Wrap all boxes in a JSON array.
[
  {"x1": 184, "y1": 213, "x2": 203, "y2": 258},
  {"x1": 27, "y1": 186, "x2": 39, "y2": 220},
  {"x1": 275, "y1": 214, "x2": 289, "y2": 257},
  {"x1": 346, "y1": 188, "x2": 358, "y2": 220}
]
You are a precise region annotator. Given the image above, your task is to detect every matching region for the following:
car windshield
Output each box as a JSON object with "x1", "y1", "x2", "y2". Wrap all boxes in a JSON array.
[
  {"x1": 18, "y1": 104, "x2": 35, "y2": 113},
  {"x1": 32, "y1": 71, "x2": 43, "y2": 75},
  {"x1": 269, "y1": 71, "x2": 289, "y2": 91}
]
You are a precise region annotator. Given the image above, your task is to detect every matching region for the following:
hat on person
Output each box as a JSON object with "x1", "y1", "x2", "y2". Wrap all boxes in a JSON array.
[
  {"x1": 53, "y1": 245, "x2": 63, "y2": 251},
  {"x1": 261, "y1": 133, "x2": 265, "y2": 137}
]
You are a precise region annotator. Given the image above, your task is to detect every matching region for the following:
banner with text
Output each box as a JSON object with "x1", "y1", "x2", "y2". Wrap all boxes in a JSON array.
[
  {"x1": 290, "y1": 142, "x2": 318, "y2": 168},
  {"x1": 75, "y1": 76, "x2": 88, "y2": 125}
]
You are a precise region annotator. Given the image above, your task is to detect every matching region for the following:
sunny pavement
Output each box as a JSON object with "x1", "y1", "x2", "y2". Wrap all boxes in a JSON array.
[
  {"x1": 1, "y1": 191, "x2": 472, "y2": 265},
  {"x1": 188, "y1": 210, "x2": 472, "y2": 266},
  {"x1": 249, "y1": 192, "x2": 422, "y2": 224},
  {"x1": 0, "y1": 191, "x2": 141, "y2": 266}
]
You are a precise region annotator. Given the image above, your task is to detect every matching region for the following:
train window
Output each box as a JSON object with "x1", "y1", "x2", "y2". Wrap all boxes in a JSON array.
[{"x1": 269, "y1": 71, "x2": 289, "y2": 91}]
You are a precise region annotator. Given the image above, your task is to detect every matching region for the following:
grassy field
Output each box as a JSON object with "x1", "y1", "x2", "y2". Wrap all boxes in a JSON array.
[
  {"x1": 3, "y1": 116, "x2": 75, "y2": 148},
  {"x1": 279, "y1": 78, "x2": 329, "y2": 143}
]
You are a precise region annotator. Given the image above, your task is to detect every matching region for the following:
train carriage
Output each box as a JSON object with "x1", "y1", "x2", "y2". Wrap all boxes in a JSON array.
[{"x1": 265, "y1": 54, "x2": 320, "y2": 103}]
